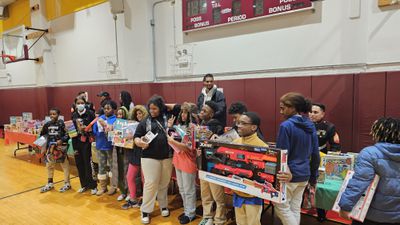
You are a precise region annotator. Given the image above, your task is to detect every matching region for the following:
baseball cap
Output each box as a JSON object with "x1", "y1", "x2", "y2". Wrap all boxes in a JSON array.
[{"x1": 97, "y1": 91, "x2": 110, "y2": 97}]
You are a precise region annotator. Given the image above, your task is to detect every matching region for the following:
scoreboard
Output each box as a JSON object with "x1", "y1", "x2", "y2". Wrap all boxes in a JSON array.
[{"x1": 183, "y1": 0, "x2": 313, "y2": 32}]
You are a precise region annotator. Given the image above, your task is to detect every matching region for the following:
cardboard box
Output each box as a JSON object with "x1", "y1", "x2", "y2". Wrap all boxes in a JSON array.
[
  {"x1": 22, "y1": 112, "x2": 33, "y2": 121},
  {"x1": 318, "y1": 167, "x2": 326, "y2": 184},
  {"x1": 64, "y1": 120, "x2": 77, "y2": 138},
  {"x1": 199, "y1": 141, "x2": 288, "y2": 203},
  {"x1": 332, "y1": 170, "x2": 380, "y2": 222},
  {"x1": 110, "y1": 119, "x2": 138, "y2": 149},
  {"x1": 323, "y1": 154, "x2": 354, "y2": 180}
]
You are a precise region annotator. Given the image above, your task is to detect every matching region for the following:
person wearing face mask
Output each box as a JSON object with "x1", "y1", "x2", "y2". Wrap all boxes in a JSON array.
[
  {"x1": 72, "y1": 96, "x2": 98, "y2": 194},
  {"x1": 71, "y1": 91, "x2": 95, "y2": 113}
]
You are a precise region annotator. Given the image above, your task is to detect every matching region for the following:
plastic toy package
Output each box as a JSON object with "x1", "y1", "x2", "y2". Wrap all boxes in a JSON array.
[{"x1": 198, "y1": 140, "x2": 288, "y2": 203}]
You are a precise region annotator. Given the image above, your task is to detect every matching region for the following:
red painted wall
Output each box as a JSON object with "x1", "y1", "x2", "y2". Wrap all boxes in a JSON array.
[{"x1": 1, "y1": 72, "x2": 397, "y2": 152}]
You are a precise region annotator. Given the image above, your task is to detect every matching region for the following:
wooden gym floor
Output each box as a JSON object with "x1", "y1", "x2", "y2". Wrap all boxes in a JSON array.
[{"x1": 0, "y1": 139, "x2": 341, "y2": 225}]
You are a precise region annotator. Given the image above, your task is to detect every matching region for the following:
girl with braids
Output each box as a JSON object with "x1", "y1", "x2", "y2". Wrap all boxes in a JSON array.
[{"x1": 339, "y1": 117, "x2": 400, "y2": 225}]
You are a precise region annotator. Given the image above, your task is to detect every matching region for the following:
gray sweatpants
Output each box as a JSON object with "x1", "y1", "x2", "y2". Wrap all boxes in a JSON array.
[{"x1": 176, "y1": 168, "x2": 197, "y2": 218}]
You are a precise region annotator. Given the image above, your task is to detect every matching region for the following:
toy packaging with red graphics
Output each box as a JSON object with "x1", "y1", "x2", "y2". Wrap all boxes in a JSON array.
[{"x1": 198, "y1": 140, "x2": 288, "y2": 203}]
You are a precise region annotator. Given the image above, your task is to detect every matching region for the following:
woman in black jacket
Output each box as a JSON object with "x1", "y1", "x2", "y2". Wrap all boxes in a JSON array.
[{"x1": 72, "y1": 96, "x2": 97, "y2": 194}]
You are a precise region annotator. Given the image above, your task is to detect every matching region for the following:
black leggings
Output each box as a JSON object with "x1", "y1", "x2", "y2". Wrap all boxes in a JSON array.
[{"x1": 74, "y1": 140, "x2": 97, "y2": 189}]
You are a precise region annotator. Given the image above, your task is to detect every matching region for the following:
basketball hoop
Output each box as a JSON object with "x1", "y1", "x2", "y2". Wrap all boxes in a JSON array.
[
  {"x1": 2, "y1": 25, "x2": 47, "y2": 65},
  {"x1": 1, "y1": 54, "x2": 16, "y2": 62}
]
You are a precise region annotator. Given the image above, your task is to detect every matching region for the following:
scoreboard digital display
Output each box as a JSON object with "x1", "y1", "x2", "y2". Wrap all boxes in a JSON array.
[{"x1": 183, "y1": 0, "x2": 313, "y2": 32}]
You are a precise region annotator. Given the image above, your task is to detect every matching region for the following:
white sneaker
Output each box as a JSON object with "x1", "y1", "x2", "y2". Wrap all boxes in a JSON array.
[
  {"x1": 77, "y1": 187, "x2": 87, "y2": 193},
  {"x1": 161, "y1": 208, "x2": 170, "y2": 217},
  {"x1": 141, "y1": 212, "x2": 150, "y2": 224},
  {"x1": 117, "y1": 194, "x2": 126, "y2": 201},
  {"x1": 198, "y1": 218, "x2": 213, "y2": 225},
  {"x1": 125, "y1": 195, "x2": 130, "y2": 201},
  {"x1": 91, "y1": 188, "x2": 98, "y2": 195}
]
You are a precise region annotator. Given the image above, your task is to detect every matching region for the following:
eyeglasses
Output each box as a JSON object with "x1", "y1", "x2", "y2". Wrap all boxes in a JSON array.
[{"x1": 237, "y1": 121, "x2": 253, "y2": 126}]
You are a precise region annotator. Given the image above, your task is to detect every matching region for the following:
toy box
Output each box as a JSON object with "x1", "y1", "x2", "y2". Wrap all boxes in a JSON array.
[
  {"x1": 64, "y1": 120, "x2": 77, "y2": 138},
  {"x1": 22, "y1": 112, "x2": 33, "y2": 121},
  {"x1": 322, "y1": 154, "x2": 354, "y2": 180},
  {"x1": 332, "y1": 170, "x2": 380, "y2": 222},
  {"x1": 198, "y1": 141, "x2": 288, "y2": 203},
  {"x1": 110, "y1": 119, "x2": 138, "y2": 149}
]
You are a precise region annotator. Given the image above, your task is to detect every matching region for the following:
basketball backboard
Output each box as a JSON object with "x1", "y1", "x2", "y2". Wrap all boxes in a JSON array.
[{"x1": 2, "y1": 25, "x2": 28, "y2": 64}]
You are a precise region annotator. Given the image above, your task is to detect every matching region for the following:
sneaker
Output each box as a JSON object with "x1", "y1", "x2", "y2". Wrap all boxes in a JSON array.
[
  {"x1": 40, "y1": 183, "x2": 54, "y2": 193},
  {"x1": 107, "y1": 186, "x2": 117, "y2": 195},
  {"x1": 178, "y1": 213, "x2": 185, "y2": 220},
  {"x1": 317, "y1": 217, "x2": 327, "y2": 223},
  {"x1": 91, "y1": 188, "x2": 98, "y2": 195},
  {"x1": 121, "y1": 199, "x2": 140, "y2": 209},
  {"x1": 161, "y1": 208, "x2": 170, "y2": 217},
  {"x1": 59, "y1": 183, "x2": 71, "y2": 193},
  {"x1": 180, "y1": 215, "x2": 196, "y2": 224},
  {"x1": 125, "y1": 195, "x2": 130, "y2": 201},
  {"x1": 117, "y1": 194, "x2": 127, "y2": 201},
  {"x1": 198, "y1": 218, "x2": 213, "y2": 225},
  {"x1": 141, "y1": 212, "x2": 150, "y2": 224},
  {"x1": 77, "y1": 187, "x2": 87, "y2": 193},
  {"x1": 96, "y1": 188, "x2": 107, "y2": 196}
]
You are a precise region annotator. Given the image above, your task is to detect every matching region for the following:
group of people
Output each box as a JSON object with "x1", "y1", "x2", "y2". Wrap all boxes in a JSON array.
[{"x1": 37, "y1": 74, "x2": 400, "y2": 225}]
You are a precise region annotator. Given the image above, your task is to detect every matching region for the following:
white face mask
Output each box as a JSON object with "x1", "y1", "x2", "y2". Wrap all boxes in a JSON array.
[{"x1": 77, "y1": 104, "x2": 85, "y2": 112}]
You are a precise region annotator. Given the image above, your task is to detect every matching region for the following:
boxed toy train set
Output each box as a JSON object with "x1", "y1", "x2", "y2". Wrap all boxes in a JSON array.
[{"x1": 198, "y1": 140, "x2": 288, "y2": 203}]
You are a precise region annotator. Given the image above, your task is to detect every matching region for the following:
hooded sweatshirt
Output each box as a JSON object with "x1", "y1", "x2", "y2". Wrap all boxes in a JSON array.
[
  {"x1": 276, "y1": 115, "x2": 320, "y2": 183},
  {"x1": 93, "y1": 114, "x2": 116, "y2": 150},
  {"x1": 339, "y1": 142, "x2": 400, "y2": 223}
]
